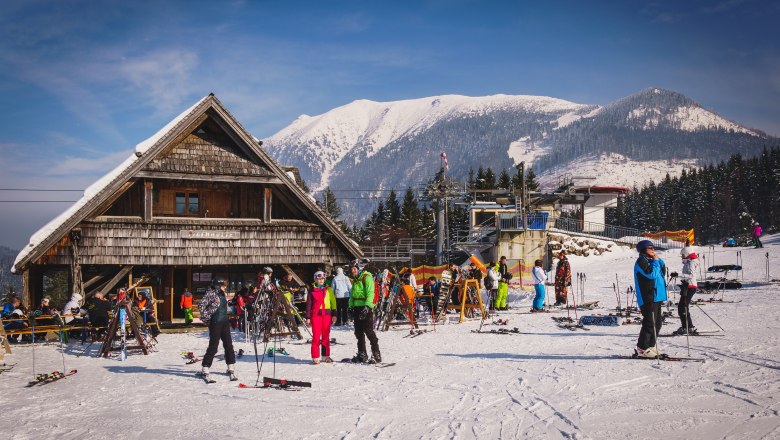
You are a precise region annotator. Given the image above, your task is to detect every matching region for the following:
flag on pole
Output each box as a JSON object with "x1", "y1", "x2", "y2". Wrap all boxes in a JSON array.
[{"x1": 440, "y1": 152, "x2": 448, "y2": 169}]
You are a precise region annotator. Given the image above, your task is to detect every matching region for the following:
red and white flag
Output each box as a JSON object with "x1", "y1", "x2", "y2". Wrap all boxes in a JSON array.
[{"x1": 440, "y1": 151, "x2": 448, "y2": 169}]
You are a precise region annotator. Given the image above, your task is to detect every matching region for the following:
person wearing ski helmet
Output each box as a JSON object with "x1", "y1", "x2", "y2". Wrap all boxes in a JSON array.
[
  {"x1": 348, "y1": 258, "x2": 381, "y2": 363},
  {"x1": 531, "y1": 259, "x2": 547, "y2": 312},
  {"x1": 633, "y1": 239, "x2": 667, "y2": 358},
  {"x1": 307, "y1": 271, "x2": 337, "y2": 364},
  {"x1": 198, "y1": 275, "x2": 237, "y2": 382},
  {"x1": 675, "y1": 252, "x2": 699, "y2": 335}
]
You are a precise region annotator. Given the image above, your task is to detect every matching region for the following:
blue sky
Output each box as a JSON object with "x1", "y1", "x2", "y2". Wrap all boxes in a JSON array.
[{"x1": 1, "y1": 0, "x2": 779, "y2": 249}]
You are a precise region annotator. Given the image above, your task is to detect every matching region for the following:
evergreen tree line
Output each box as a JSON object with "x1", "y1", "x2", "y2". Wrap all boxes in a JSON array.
[
  {"x1": 317, "y1": 166, "x2": 540, "y2": 246},
  {"x1": 606, "y1": 148, "x2": 780, "y2": 244}
]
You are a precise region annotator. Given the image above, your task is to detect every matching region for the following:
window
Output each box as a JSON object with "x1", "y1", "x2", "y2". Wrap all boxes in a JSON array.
[{"x1": 175, "y1": 191, "x2": 200, "y2": 216}]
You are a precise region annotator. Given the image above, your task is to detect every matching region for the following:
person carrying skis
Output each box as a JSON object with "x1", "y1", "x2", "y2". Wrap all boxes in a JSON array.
[
  {"x1": 198, "y1": 276, "x2": 237, "y2": 382},
  {"x1": 531, "y1": 259, "x2": 547, "y2": 312},
  {"x1": 554, "y1": 251, "x2": 572, "y2": 306},
  {"x1": 180, "y1": 288, "x2": 194, "y2": 326},
  {"x1": 307, "y1": 271, "x2": 337, "y2": 364},
  {"x1": 753, "y1": 222, "x2": 763, "y2": 248},
  {"x1": 348, "y1": 259, "x2": 381, "y2": 363},
  {"x1": 495, "y1": 256, "x2": 510, "y2": 311},
  {"x1": 633, "y1": 240, "x2": 667, "y2": 358},
  {"x1": 675, "y1": 251, "x2": 699, "y2": 335}
]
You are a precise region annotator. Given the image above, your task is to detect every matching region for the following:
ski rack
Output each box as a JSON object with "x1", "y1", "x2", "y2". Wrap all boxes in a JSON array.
[
  {"x1": 99, "y1": 300, "x2": 150, "y2": 358},
  {"x1": 262, "y1": 290, "x2": 303, "y2": 342},
  {"x1": 382, "y1": 269, "x2": 418, "y2": 331},
  {"x1": 447, "y1": 279, "x2": 487, "y2": 323}
]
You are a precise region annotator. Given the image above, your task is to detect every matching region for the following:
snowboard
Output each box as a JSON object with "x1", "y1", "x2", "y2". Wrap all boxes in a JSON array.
[{"x1": 707, "y1": 265, "x2": 742, "y2": 272}]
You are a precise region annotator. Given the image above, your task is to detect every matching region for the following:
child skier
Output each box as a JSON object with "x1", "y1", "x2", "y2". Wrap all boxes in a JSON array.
[
  {"x1": 675, "y1": 251, "x2": 699, "y2": 335},
  {"x1": 307, "y1": 271, "x2": 337, "y2": 364},
  {"x1": 531, "y1": 259, "x2": 547, "y2": 312}
]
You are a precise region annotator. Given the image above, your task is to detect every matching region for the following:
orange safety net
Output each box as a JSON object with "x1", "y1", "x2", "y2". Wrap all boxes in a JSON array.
[{"x1": 643, "y1": 229, "x2": 695, "y2": 244}]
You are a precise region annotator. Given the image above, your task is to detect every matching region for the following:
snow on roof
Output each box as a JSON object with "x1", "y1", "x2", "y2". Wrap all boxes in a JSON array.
[{"x1": 13, "y1": 95, "x2": 210, "y2": 273}]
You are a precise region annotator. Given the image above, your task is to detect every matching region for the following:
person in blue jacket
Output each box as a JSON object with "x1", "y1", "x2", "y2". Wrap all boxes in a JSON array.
[{"x1": 633, "y1": 240, "x2": 667, "y2": 358}]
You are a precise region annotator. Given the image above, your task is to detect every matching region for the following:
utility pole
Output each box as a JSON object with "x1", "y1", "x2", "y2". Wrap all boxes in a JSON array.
[{"x1": 421, "y1": 155, "x2": 463, "y2": 266}]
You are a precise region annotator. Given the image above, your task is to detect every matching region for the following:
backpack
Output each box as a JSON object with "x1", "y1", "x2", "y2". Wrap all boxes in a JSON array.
[{"x1": 484, "y1": 273, "x2": 493, "y2": 290}]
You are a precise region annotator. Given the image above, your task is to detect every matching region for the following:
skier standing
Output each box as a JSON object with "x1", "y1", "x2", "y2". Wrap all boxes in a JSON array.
[
  {"x1": 495, "y1": 256, "x2": 510, "y2": 311},
  {"x1": 331, "y1": 267, "x2": 352, "y2": 326},
  {"x1": 554, "y1": 251, "x2": 572, "y2": 306},
  {"x1": 531, "y1": 259, "x2": 547, "y2": 312},
  {"x1": 179, "y1": 288, "x2": 194, "y2": 326},
  {"x1": 675, "y1": 251, "x2": 699, "y2": 335},
  {"x1": 752, "y1": 222, "x2": 763, "y2": 248},
  {"x1": 348, "y1": 259, "x2": 381, "y2": 363},
  {"x1": 633, "y1": 240, "x2": 667, "y2": 358},
  {"x1": 486, "y1": 262, "x2": 500, "y2": 311},
  {"x1": 307, "y1": 271, "x2": 337, "y2": 364},
  {"x1": 198, "y1": 276, "x2": 237, "y2": 382}
]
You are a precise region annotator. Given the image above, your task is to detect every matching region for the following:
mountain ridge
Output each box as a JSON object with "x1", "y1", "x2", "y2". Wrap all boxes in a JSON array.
[{"x1": 263, "y1": 88, "x2": 777, "y2": 223}]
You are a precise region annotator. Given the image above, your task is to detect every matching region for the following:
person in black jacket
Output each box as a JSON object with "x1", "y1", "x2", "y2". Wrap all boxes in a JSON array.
[
  {"x1": 85, "y1": 291, "x2": 112, "y2": 339},
  {"x1": 199, "y1": 276, "x2": 237, "y2": 382}
]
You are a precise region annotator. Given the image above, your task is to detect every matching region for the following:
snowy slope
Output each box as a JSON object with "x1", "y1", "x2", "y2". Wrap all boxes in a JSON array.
[
  {"x1": 538, "y1": 152, "x2": 699, "y2": 190},
  {"x1": 2, "y1": 236, "x2": 779, "y2": 439}
]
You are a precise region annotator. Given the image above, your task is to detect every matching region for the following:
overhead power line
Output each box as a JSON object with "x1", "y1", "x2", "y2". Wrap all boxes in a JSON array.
[{"x1": 0, "y1": 188, "x2": 84, "y2": 192}]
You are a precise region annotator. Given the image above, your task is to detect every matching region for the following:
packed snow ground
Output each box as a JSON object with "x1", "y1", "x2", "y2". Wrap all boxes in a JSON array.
[{"x1": 2, "y1": 236, "x2": 780, "y2": 439}]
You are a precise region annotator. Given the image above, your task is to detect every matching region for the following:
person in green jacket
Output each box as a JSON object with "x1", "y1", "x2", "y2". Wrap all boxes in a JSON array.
[{"x1": 348, "y1": 259, "x2": 381, "y2": 363}]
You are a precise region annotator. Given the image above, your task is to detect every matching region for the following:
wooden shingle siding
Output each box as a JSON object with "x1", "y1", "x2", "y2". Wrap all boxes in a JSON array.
[
  {"x1": 36, "y1": 218, "x2": 350, "y2": 266},
  {"x1": 143, "y1": 121, "x2": 272, "y2": 177}
]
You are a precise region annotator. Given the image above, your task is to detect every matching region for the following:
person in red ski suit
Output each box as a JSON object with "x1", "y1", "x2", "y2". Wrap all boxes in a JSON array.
[{"x1": 307, "y1": 271, "x2": 337, "y2": 364}]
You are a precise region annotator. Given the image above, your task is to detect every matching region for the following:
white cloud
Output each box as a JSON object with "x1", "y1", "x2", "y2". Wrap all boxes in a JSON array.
[{"x1": 118, "y1": 49, "x2": 200, "y2": 116}]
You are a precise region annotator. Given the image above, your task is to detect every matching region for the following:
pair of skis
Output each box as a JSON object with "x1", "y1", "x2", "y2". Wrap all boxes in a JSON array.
[
  {"x1": 239, "y1": 377, "x2": 311, "y2": 390},
  {"x1": 26, "y1": 369, "x2": 78, "y2": 387},
  {"x1": 403, "y1": 329, "x2": 428, "y2": 338},
  {"x1": 471, "y1": 327, "x2": 522, "y2": 335},
  {"x1": 340, "y1": 358, "x2": 396, "y2": 368},
  {"x1": 624, "y1": 353, "x2": 704, "y2": 362}
]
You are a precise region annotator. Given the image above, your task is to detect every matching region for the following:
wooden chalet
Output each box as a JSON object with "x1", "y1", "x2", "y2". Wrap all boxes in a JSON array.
[{"x1": 12, "y1": 94, "x2": 362, "y2": 321}]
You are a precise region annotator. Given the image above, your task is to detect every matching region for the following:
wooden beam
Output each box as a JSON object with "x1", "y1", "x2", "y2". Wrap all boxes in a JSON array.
[
  {"x1": 144, "y1": 181, "x2": 153, "y2": 222},
  {"x1": 280, "y1": 265, "x2": 305, "y2": 287},
  {"x1": 83, "y1": 270, "x2": 113, "y2": 290},
  {"x1": 263, "y1": 187, "x2": 272, "y2": 223},
  {"x1": 86, "y1": 265, "x2": 134, "y2": 298},
  {"x1": 135, "y1": 171, "x2": 281, "y2": 184}
]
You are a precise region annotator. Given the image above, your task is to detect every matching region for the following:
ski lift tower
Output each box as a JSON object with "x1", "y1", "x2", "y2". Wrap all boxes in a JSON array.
[{"x1": 421, "y1": 155, "x2": 464, "y2": 265}]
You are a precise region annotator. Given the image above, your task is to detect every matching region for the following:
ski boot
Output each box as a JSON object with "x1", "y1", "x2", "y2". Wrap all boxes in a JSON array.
[
  {"x1": 366, "y1": 349, "x2": 382, "y2": 364},
  {"x1": 200, "y1": 367, "x2": 216, "y2": 384},
  {"x1": 227, "y1": 364, "x2": 238, "y2": 381},
  {"x1": 322, "y1": 356, "x2": 333, "y2": 364},
  {"x1": 673, "y1": 327, "x2": 687, "y2": 335},
  {"x1": 350, "y1": 353, "x2": 368, "y2": 363}
]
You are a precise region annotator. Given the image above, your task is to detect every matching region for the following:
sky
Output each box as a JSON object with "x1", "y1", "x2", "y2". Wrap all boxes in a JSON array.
[{"x1": 1, "y1": 0, "x2": 779, "y2": 250}]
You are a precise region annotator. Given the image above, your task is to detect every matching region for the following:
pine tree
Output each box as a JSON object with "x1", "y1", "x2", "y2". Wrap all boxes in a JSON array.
[
  {"x1": 498, "y1": 169, "x2": 512, "y2": 189},
  {"x1": 526, "y1": 168, "x2": 540, "y2": 192},
  {"x1": 386, "y1": 190, "x2": 401, "y2": 226},
  {"x1": 319, "y1": 186, "x2": 342, "y2": 220},
  {"x1": 399, "y1": 187, "x2": 422, "y2": 236}
]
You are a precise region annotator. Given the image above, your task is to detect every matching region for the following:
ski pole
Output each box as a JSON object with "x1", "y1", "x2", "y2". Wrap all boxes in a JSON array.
[
  {"x1": 684, "y1": 287, "x2": 691, "y2": 357},
  {"x1": 694, "y1": 303, "x2": 726, "y2": 333}
]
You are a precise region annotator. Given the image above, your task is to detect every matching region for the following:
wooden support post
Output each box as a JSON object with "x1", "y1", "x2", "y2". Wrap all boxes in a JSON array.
[
  {"x1": 21, "y1": 270, "x2": 31, "y2": 314},
  {"x1": 263, "y1": 187, "x2": 272, "y2": 222},
  {"x1": 144, "y1": 180, "x2": 153, "y2": 222}
]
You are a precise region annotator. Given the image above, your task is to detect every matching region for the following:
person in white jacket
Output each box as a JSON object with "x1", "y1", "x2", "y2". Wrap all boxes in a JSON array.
[
  {"x1": 62, "y1": 292, "x2": 86, "y2": 324},
  {"x1": 675, "y1": 252, "x2": 700, "y2": 335},
  {"x1": 331, "y1": 267, "x2": 352, "y2": 326},
  {"x1": 531, "y1": 259, "x2": 547, "y2": 312},
  {"x1": 486, "y1": 262, "x2": 500, "y2": 311}
]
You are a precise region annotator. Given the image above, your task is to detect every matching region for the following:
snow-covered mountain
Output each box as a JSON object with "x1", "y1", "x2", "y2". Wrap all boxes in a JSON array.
[{"x1": 264, "y1": 88, "x2": 776, "y2": 222}]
